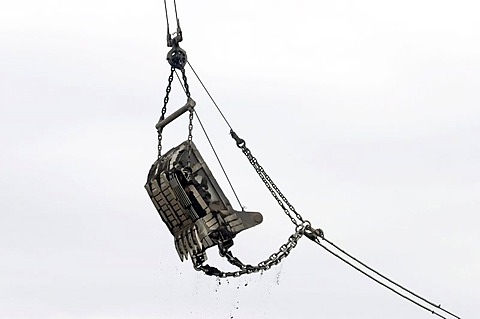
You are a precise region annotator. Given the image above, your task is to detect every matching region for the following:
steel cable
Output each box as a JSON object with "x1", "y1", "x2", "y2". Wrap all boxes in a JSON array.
[
  {"x1": 310, "y1": 237, "x2": 449, "y2": 319},
  {"x1": 187, "y1": 61, "x2": 234, "y2": 130},
  {"x1": 164, "y1": 0, "x2": 181, "y2": 31},
  {"x1": 173, "y1": 70, "x2": 244, "y2": 210},
  {"x1": 163, "y1": 0, "x2": 170, "y2": 31},
  {"x1": 322, "y1": 237, "x2": 460, "y2": 319}
]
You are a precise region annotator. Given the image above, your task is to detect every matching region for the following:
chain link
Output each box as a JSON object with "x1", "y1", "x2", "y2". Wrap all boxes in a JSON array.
[
  {"x1": 187, "y1": 110, "x2": 194, "y2": 143},
  {"x1": 158, "y1": 67, "x2": 176, "y2": 159},
  {"x1": 157, "y1": 67, "x2": 193, "y2": 160},
  {"x1": 242, "y1": 146, "x2": 305, "y2": 225},
  {"x1": 187, "y1": 109, "x2": 194, "y2": 167},
  {"x1": 230, "y1": 130, "x2": 308, "y2": 225},
  {"x1": 194, "y1": 225, "x2": 306, "y2": 277},
  {"x1": 181, "y1": 68, "x2": 191, "y2": 98},
  {"x1": 179, "y1": 67, "x2": 194, "y2": 167}
]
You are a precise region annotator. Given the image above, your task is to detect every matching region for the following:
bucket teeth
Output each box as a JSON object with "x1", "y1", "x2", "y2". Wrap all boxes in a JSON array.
[
  {"x1": 174, "y1": 226, "x2": 206, "y2": 262},
  {"x1": 193, "y1": 225, "x2": 202, "y2": 251},
  {"x1": 174, "y1": 238, "x2": 184, "y2": 261},
  {"x1": 186, "y1": 230, "x2": 195, "y2": 256},
  {"x1": 177, "y1": 235, "x2": 188, "y2": 260},
  {"x1": 181, "y1": 234, "x2": 189, "y2": 260},
  {"x1": 188, "y1": 227, "x2": 200, "y2": 255}
]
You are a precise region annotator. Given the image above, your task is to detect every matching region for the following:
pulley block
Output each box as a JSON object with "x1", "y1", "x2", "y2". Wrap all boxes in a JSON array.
[{"x1": 167, "y1": 47, "x2": 187, "y2": 69}]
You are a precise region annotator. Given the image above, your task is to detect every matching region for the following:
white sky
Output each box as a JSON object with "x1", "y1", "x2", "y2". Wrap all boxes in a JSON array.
[{"x1": 1, "y1": 0, "x2": 478, "y2": 318}]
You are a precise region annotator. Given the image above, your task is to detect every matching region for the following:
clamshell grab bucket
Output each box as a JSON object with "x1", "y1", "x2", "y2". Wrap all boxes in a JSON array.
[{"x1": 145, "y1": 141, "x2": 263, "y2": 264}]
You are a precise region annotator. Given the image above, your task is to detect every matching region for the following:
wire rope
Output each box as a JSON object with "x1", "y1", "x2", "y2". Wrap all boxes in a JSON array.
[
  {"x1": 322, "y1": 237, "x2": 460, "y2": 319},
  {"x1": 164, "y1": 0, "x2": 181, "y2": 34},
  {"x1": 173, "y1": 0, "x2": 180, "y2": 24},
  {"x1": 163, "y1": 0, "x2": 170, "y2": 31},
  {"x1": 194, "y1": 111, "x2": 245, "y2": 210},
  {"x1": 187, "y1": 61, "x2": 233, "y2": 130},
  {"x1": 173, "y1": 70, "x2": 244, "y2": 210},
  {"x1": 311, "y1": 237, "x2": 448, "y2": 319}
]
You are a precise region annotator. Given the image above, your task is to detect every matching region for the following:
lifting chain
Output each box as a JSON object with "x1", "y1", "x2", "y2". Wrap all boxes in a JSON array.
[
  {"x1": 181, "y1": 67, "x2": 191, "y2": 98},
  {"x1": 157, "y1": 52, "x2": 193, "y2": 160},
  {"x1": 230, "y1": 130, "x2": 311, "y2": 227},
  {"x1": 195, "y1": 224, "x2": 305, "y2": 277},
  {"x1": 195, "y1": 223, "x2": 324, "y2": 277},
  {"x1": 158, "y1": 67, "x2": 175, "y2": 158},
  {"x1": 180, "y1": 68, "x2": 195, "y2": 168}
]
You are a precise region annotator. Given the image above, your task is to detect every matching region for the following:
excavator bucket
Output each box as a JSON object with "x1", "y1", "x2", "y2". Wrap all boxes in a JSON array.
[{"x1": 145, "y1": 141, "x2": 263, "y2": 265}]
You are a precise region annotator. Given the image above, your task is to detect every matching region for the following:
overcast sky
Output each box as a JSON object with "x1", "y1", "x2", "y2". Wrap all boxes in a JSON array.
[{"x1": 1, "y1": 1, "x2": 478, "y2": 318}]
